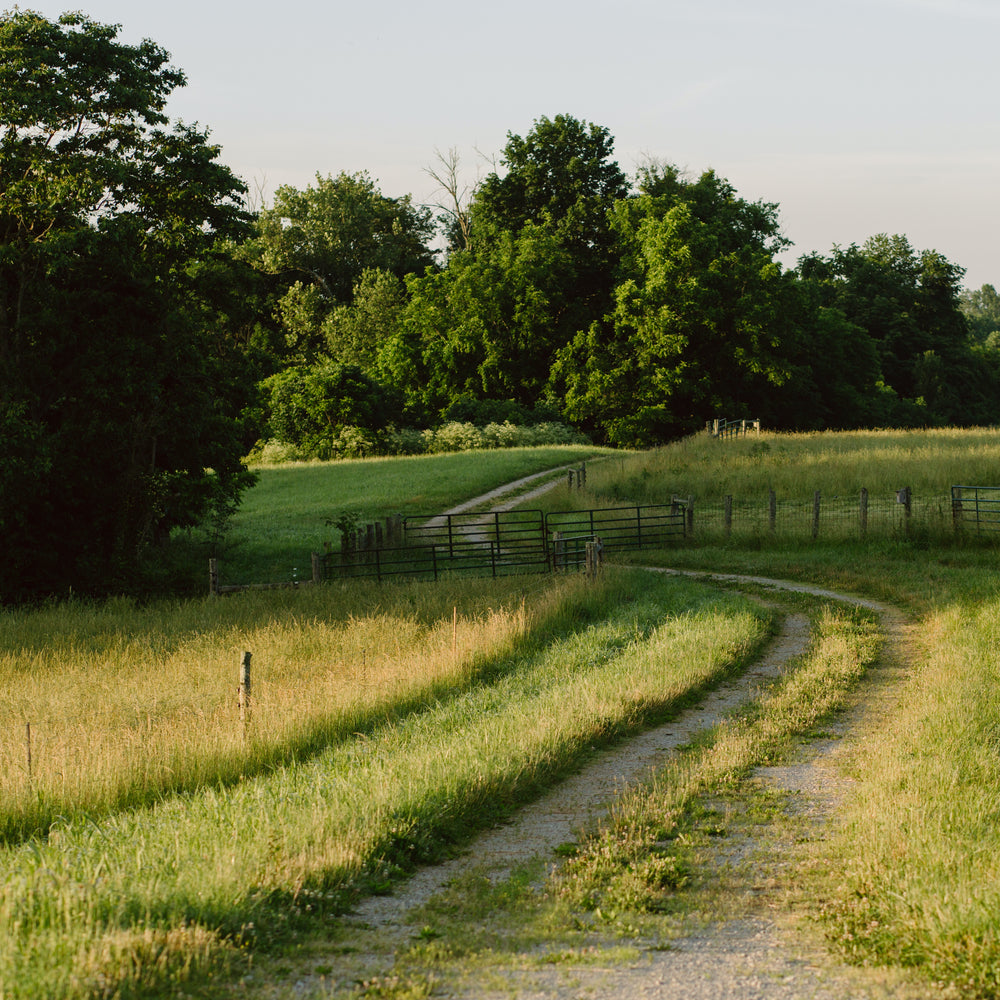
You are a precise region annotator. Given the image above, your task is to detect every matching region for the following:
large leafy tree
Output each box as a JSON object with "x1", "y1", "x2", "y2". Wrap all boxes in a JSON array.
[
  {"x1": 0, "y1": 10, "x2": 256, "y2": 598},
  {"x1": 960, "y1": 283, "x2": 1000, "y2": 346},
  {"x1": 797, "y1": 235, "x2": 994, "y2": 425},
  {"x1": 400, "y1": 115, "x2": 627, "y2": 417},
  {"x1": 555, "y1": 165, "x2": 801, "y2": 445},
  {"x1": 245, "y1": 172, "x2": 436, "y2": 360}
]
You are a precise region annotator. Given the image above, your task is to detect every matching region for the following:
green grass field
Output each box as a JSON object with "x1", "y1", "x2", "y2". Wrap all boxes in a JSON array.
[
  {"x1": 217, "y1": 445, "x2": 613, "y2": 586},
  {"x1": 7, "y1": 431, "x2": 1000, "y2": 998}
]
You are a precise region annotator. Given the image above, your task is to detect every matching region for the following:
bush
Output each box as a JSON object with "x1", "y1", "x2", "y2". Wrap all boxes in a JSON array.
[
  {"x1": 424, "y1": 421, "x2": 485, "y2": 453},
  {"x1": 249, "y1": 420, "x2": 589, "y2": 464}
]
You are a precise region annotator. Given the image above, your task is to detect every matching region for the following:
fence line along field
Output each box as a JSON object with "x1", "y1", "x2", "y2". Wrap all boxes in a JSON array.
[{"x1": 539, "y1": 426, "x2": 1000, "y2": 544}]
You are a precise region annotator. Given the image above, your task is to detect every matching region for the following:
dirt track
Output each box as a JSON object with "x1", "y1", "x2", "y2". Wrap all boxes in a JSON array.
[{"x1": 257, "y1": 473, "x2": 942, "y2": 999}]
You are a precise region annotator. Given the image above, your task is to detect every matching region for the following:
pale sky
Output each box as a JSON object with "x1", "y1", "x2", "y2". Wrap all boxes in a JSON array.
[{"x1": 20, "y1": 0, "x2": 1000, "y2": 288}]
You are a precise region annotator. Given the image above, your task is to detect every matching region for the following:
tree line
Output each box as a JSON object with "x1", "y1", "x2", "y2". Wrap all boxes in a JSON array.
[{"x1": 2, "y1": 10, "x2": 998, "y2": 598}]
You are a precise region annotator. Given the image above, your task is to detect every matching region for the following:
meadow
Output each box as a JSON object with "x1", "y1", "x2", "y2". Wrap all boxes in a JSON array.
[
  {"x1": 217, "y1": 445, "x2": 612, "y2": 586},
  {"x1": 7, "y1": 429, "x2": 1000, "y2": 998}
]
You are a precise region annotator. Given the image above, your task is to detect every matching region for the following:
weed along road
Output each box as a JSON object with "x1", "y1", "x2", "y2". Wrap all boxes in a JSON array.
[{"x1": 245, "y1": 475, "x2": 935, "y2": 1000}]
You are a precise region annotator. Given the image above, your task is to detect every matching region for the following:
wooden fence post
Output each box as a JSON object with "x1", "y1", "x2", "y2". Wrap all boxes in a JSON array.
[
  {"x1": 898, "y1": 486, "x2": 912, "y2": 535},
  {"x1": 812, "y1": 491, "x2": 821, "y2": 540},
  {"x1": 860, "y1": 488, "x2": 869, "y2": 539},
  {"x1": 238, "y1": 652, "x2": 252, "y2": 732},
  {"x1": 552, "y1": 530, "x2": 564, "y2": 571},
  {"x1": 686, "y1": 497, "x2": 694, "y2": 537},
  {"x1": 952, "y1": 487, "x2": 963, "y2": 534},
  {"x1": 585, "y1": 538, "x2": 602, "y2": 579},
  {"x1": 209, "y1": 558, "x2": 219, "y2": 596},
  {"x1": 769, "y1": 489, "x2": 776, "y2": 534},
  {"x1": 311, "y1": 551, "x2": 322, "y2": 584}
]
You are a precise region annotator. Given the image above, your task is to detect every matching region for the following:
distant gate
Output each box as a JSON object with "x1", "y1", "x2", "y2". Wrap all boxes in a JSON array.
[
  {"x1": 951, "y1": 486, "x2": 1000, "y2": 533},
  {"x1": 323, "y1": 504, "x2": 684, "y2": 583}
]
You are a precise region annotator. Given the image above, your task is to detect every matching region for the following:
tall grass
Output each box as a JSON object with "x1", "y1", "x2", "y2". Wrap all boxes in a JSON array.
[
  {"x1": 581, "y1": 428, "x2": 1000, "y2": 502},
  {"x1": 0, "y1": 578, "x2": 554, "y2": 845},
  {"x1": 823, "y1": 598, "x2": 1000, "y2": 997},
  {"x1": 0, "y1": 570, "x2": 767, "y2": 999},
  {"x1": 535, "y1": 428, "x2": 1000, "y2": 545}
]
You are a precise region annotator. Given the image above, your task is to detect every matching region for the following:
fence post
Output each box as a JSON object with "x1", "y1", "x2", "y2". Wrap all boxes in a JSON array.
[
  {"x1": 812, "y1": 491, "x2": 821, "y2": 540},
  {"x1": 209, "y1": 558, "x2": 219, "y2": 596},
  {"x1": 898, "y1": 486, "x2": 912, "y2": 535},
  {"x1": 580, "y1": 463, "x2": 587, "y2": 488},
  {"x1": 552, "y1": 530, "x2": 564, "y2": 571},
  {"x1": 860, "y1": 488, "x2": 869, "y2": 540},
  {"x1": 311, "y1": 551, "x2": 322, "y2": 584},
  {"x1": 585, "y1": 538, "x2": 602, "y2": 579},
  {"x1": 724, "y1": 495, "x2": 733, "y2": 538},
  {"x1": 952, "y1": 487, "x2": 963, "y2": 534},
  {"x1": 686, "y1": 497, "x2": 694, "y2": 537},
  {"x1": 238, "y1": 652, "x2": 251, "y2": 732},
  {"x1": 769, "y1": 489, "x2": 776, "y2": 534}
]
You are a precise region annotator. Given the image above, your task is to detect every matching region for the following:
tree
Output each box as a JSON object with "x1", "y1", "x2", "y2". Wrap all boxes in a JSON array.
[
  {"x1": 399, "y1": 223, "x2": 578, "y2": 415},
  {"x1": 0, "y1": 10, "x2": 255, "y2": 597},
  {"x1": 244, "y1": 172, "x2": 436, "y2": 359},
  {"x1": 471, "y1": 115, "x2": 628, "y2": 259},
  {"x1": 555, "y1": 167, "x2": 800, "y2": 445},
  {"x1": 397, "y1": 115, "x2": 628, "y2": 418},
  {"x1": 323, "y1": 268, "x2": 408, "y2": 370},
  {"x1": 797, "y1": 235, "x2": 989, "y2": 425},
  {"x1": 262, "y1": 362, "x2": 400, "y2": 459},
  {"x1": 425, "y1": 146, "x2": 473, "y2": 253},
  {"x1": 960, "y1": 284, "x2": 1000, "y2": 345}
]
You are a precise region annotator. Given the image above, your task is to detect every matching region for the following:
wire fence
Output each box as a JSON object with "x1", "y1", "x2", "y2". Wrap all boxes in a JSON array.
[{"x1": 682, "y1": 488, "x2": 953, "y2": 542}]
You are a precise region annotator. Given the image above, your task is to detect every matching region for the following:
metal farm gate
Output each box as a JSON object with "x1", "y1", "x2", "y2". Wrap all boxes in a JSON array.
[
  {"x1": 951, "y1": 486, "x2": 1000, "y2": 534},
  {"x1": 323, "y1": 504, "x2": 684, "y2": 583}
]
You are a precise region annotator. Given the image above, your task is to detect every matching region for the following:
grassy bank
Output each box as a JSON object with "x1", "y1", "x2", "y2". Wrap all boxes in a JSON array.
[
  {"x1": 0, "y1": 569, "x2": 766, "y2": 998},
  {"x1": 536, "y1": 427, "x2": 1000, "y2": 545}
]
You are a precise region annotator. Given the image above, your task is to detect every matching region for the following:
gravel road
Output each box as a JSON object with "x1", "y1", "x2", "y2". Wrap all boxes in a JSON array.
[{"x1": 260, "y1": 471, "x2": 944, "y2": 1000}]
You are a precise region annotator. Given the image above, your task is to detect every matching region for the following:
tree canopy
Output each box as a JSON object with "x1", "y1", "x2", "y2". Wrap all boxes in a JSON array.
[{"x1": 0, "y1": 9, "x2": 256, "y2": 598}]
